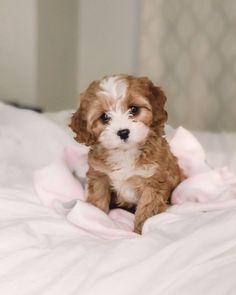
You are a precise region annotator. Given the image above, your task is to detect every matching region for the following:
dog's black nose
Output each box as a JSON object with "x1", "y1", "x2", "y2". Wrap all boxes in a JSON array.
[{"x1": 117, "y1": 129, "x2": 130, "y2": 140}]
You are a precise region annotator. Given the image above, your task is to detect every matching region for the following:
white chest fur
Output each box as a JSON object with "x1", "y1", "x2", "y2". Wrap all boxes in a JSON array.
[{"x1": 107, "y1": 148, "x2": 157, "y2": 204}]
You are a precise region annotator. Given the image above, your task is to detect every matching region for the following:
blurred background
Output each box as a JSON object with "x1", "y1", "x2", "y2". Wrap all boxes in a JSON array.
[{"x1": 0, "y1": 0, "x2": 235, "y2": 130}]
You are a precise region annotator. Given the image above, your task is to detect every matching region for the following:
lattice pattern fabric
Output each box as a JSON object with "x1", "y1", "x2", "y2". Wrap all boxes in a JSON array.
[{"x1": 139, "y1": 0, "x2": 236, "y2": 131}]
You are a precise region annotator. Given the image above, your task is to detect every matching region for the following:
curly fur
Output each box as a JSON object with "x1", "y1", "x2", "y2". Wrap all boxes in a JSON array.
[{"x1": 69, "y1": 74, "x2": 182, "y2": 234}]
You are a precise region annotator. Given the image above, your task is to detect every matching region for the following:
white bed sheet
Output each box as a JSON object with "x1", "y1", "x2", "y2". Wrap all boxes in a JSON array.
[{"x1": 0, "y1": 104, "x2": 236, "y2": 295}]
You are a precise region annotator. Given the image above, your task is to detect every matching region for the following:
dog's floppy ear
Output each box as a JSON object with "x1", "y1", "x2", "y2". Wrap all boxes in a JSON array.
[
  {"x1": 69, "y1": 97, "x2": 95, "y2": 146},
  {"x1": 149, "y1": 82, "x2": 168, "y2": 127},
  {"x1": 139, "y1": 77, "x2": 168, "y2": 135}
]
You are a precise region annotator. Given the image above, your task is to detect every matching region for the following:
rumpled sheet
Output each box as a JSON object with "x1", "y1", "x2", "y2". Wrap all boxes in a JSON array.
[
  {"x1": 1, "y1": 104, "x2": 236, "y2": 295},
  {"x1": 34, "y1": 127, "x2": 236, "y2": 239}
]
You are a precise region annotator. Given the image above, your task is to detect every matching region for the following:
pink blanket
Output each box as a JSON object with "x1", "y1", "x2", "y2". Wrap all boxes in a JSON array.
[{"x1": 34, "y1": 127, "x2": 236, "y2": 238}]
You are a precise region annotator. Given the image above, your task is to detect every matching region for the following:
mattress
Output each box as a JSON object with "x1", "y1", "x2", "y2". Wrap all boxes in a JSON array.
[{"x1": 0, "y1": 103, "x2": 236, "y2": 295}]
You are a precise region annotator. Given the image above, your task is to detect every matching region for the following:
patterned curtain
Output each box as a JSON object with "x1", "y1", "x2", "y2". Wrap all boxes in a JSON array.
[{"x1": 139, "y1": 0, "x2": 236, "y2": 131}]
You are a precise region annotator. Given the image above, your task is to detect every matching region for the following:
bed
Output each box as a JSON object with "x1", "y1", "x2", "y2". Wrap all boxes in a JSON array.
[{"x1": 1, "y1": 103, "x2": 236, "y2": 295}]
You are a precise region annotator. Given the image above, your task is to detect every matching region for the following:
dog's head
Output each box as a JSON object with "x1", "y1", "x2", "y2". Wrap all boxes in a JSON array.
[{"x1": 70, "y1": 75, "x2": 167, "y2": 149}]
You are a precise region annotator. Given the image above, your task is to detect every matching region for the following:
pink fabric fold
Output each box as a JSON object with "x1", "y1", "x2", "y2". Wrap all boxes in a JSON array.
[
  {"x1": 34, "y1": 145, "x2": 87, "y2": 209},
  {"x1": 34, "y1": 127, "x2": 236, "y2": 238},
  {"x1": 34, "y1": 144, "x2": 138, "y2": 239}
]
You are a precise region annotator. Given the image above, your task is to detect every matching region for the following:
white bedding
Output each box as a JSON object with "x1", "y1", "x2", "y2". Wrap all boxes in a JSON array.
[{"x1": 0, "y1": 104, "x2": 236, "y2": 295}]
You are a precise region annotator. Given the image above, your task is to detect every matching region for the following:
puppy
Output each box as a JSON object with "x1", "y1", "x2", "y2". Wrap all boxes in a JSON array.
[{"x1": 70, "y1": 74, "x2": 182, "y2": 233}]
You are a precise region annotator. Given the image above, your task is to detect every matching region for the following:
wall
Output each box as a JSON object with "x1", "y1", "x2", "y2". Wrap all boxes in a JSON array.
[
  {"x1": 139, "y1": 0, "x2": 236, "y2": 131},
  {"x1": 77, "y1": 0, "x2": 140, "y2": 94},
  {"x1": 0, "y1": 0, "x2": 37, "y2": 106},
  {"x1": 0, "y1": 0, "x2": 140, "y2": 110},
  {"x1": 0, "y1": 0, "x2": 234, "y2": 130},
  {"x1": 37, "y1": 0, "x2": 78, "y2": 111}
]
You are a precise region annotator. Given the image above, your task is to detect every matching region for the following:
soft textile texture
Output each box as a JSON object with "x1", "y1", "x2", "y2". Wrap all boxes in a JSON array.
[
  {"x1": 167, "y1": 128, "x2": 236, "y2": 213},
  {"x1": 1, "y1": 105, "x2": 236, "y2": 295},
  {"x1": 34, "y1": 126, "x2": 236, "y2": 238},
  {"x1": 35, "y1": 145, "x2": 138, "y2": 239}
]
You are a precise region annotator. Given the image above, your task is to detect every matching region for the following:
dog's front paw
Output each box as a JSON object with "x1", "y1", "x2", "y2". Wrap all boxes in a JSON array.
[
  {"x1": 134, "y1": 220, "x2": 143, "y2": 234},
  {"x1": 87, "y1": 195, "x2": 109, "y2": 214}
]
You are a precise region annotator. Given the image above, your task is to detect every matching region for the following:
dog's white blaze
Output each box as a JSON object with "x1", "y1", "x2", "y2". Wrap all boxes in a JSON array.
[
  {"x1": 108, "y1": 108, "x2": 130, "y2": 130},
  {"x1": 99, "y1": 76, "x2": 127, "y2": 100}
]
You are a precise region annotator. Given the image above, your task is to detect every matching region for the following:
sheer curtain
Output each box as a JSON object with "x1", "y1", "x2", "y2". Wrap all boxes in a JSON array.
[{"x1": 139, "y1": 0, "x2": 236, "y2": 131}]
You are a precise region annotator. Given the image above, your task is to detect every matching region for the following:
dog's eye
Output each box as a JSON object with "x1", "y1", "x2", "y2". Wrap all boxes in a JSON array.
[
  {"x1": 129, "y1": 106, "x2": 139, "y2": 116},
  {"x1": 100, "y1": 113, "x2": 110, "y2": 124}
]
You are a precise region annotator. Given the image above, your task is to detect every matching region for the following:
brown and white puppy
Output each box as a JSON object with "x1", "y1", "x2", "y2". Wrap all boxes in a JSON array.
[{"x1": 70, "y1": 74, "x2": 182, "y2": 233}]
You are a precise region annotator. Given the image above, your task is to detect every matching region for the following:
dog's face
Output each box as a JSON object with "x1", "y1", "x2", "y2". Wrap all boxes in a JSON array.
[{"x1": 70, "y1": 75, "x2": 167, "y2": 149}]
